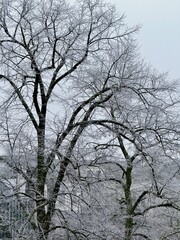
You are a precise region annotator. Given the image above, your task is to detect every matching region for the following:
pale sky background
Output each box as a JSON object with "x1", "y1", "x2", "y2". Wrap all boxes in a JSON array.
[{"x1": 108, "y1": 0, "x2": 180, "y2": 80}]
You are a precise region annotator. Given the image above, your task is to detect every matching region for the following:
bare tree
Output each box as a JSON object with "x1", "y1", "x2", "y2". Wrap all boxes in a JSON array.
[
  {"x1": 0, "y1": 0, "x2": 140, "y2": 239},
  {"x1": 74, "y1": 65, "x2": 180, "y2": 240}
]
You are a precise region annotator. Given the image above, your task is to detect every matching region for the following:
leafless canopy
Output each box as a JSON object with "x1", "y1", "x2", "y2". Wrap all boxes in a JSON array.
[{"x1": 0, "y1": 0, "x2": 180, "y2": 239}]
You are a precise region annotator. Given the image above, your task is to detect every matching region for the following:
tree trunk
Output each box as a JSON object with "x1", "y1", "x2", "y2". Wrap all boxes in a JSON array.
[
  {"x1": 124, "y1": 164, "x2": 134, "y2": 240},
  {"x1": 36, "y1": 125, "x2": 49, "y2": 239}
]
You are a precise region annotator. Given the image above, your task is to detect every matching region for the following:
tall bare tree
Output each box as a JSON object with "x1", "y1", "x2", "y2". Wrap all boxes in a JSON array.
[{"x1": 0, "y1": 0, "x2": 139, "y2": 238}]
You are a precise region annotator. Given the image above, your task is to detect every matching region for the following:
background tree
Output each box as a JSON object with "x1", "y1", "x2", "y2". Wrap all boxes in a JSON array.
[{"x1": 69, "y1": 52, "x2": 180, "y2": 240}]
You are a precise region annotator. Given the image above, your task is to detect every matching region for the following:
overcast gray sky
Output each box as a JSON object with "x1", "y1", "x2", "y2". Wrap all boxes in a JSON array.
[{"x1": 108, "y1": 0, "x2": 180, "y2": 80}]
